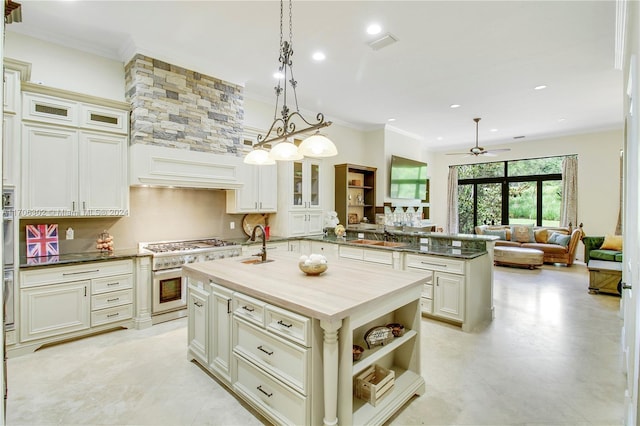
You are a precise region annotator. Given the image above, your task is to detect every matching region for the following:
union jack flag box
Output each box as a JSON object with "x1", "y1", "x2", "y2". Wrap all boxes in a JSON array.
[{"x1": 26, "y1": 224, "x2": 59, "y2": 258}]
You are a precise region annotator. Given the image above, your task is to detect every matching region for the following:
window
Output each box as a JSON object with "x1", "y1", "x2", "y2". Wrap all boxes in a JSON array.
[{"x1": 456, "y1": 156, "x2": 564, "y2": 233}]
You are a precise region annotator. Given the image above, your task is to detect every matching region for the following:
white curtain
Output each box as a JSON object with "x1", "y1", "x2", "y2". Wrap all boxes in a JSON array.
[
  {"x1": 446, "y1": 166, "x2": 459, "y2": 234},
  {"x1": 560, "y1": 156, "x2": 578, "y2": 228}
]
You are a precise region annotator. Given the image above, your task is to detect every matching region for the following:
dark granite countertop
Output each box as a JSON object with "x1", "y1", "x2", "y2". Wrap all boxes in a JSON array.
[{"x1": 19, "y1": 248, "x2": 144, "y2": 269}]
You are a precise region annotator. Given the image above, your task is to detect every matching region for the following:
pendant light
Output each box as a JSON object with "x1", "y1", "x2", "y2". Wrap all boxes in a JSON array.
[{"x1": 244, "y1": 0, "x2": 337, "y2": 164}]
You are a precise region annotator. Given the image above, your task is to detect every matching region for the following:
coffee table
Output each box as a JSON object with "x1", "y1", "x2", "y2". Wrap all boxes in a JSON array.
[{"x1": 587, "y1": 260, "x2": 622, "y2": 295}]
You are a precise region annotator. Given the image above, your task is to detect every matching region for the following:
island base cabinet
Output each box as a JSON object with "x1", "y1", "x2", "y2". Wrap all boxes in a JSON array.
[
  {"x1": 187, "y1": 284, "x2": 209, "y2": 365},
  {"x1": 234, "y1": 355, "x2": 309, "y2": 426},
  {"x1": 433, "y1": 272, "x2": 465, "y2": 322},
  {"x1": 209, "y1": 283, "x2": 233, "y2": 383},
  {"x1": 20, "y1": 280, "x2": 90, "y2": 342}
]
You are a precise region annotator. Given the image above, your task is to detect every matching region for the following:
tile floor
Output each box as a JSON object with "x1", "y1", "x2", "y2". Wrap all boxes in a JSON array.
[{"x1": 6, "y1": 263, "x2": 626, "y2": 425}]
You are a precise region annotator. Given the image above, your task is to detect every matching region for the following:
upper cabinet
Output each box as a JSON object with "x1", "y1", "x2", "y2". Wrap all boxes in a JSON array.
[
  {"x1": 3, "y1": 59, "x2": 31, "y2": 187},
  {"x1": 287, "y1": 158, "x2": 322, "y2": 210},
  {"x1": 20, "y1": 83, "x2": 130, "y2": 217},
  {"x1": 226, "y1": 162, "x2": 277, "y2": 213}
]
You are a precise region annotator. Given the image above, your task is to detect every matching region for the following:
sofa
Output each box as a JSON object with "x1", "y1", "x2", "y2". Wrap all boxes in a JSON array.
[
  {"x1": 475, "y1": 224, "x2": 583, "y2": 266},
  {"x1": 583, "y1": 235, "x2": 623, "y2": 264}
]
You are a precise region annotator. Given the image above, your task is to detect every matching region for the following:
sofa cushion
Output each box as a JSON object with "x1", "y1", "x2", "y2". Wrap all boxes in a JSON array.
[
  {"x1": 510, "y1": 225, "x2": 535, "y2": 243},
  {"x1": 495, "y1": 240, "x2": 523, "y2": 248},
  {"x1": 601, "y1": 234, "x2": 623, "y2": 251},
  {"x1": 615, "y1": 253, "x2": 623, "y2": 262},
  {"x1": 590, "y1": 249, "x2": 622, "y2": 262},
  {"x1": 547, "y1": 232, "x2": 571, "y2": 247},
  {"x1": 534, "y1": 229, "x2": 549, "y2": 243},
  {"x1": 483, "y1": 229, "x2": 507, "y2": 240},
  {"x1": 522, "y1": 243, "x2": 568, "y2": 255}
]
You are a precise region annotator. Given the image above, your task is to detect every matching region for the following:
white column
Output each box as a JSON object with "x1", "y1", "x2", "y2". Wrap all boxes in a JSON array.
[
  {"x1": 133, "y1": 255, "x2": 153, "y2": 329},
  {"x1": 320, "y1": 318, "x2": 342, "y2": 426}
]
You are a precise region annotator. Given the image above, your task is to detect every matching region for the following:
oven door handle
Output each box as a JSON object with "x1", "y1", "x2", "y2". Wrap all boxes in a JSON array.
[{"x1": 153, "y1": 268, "x2": 184, "y2": 276}]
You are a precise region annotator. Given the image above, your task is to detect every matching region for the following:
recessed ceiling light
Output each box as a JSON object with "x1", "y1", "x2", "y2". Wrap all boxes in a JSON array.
[
  {"x1": 449, "y1": 104, "x2": 461, "y2": 109},
  {"x1": 312, "y1": 51, "x2": 326, "y2": 61},
  {"x1": 558, "y1": 118, "x2": 566, "y2": 122},
  {"x1": 273, "y1": 71, "x2": 284, "y2": 79},
  {"x1": 534, "y1": 85, "x2": 547, "y2": 90},
  {"x1": 437, "y1": 137, "x2": 444, "y2": 141},
  {"x1": 490, "y1": 128, "x2": 498, "y2": 132},
  {"x1": 367, "y1": 24, "x2": 382, "y2": 35},
  {"x1": 387, "y1": 118, "x2": 396, "y2": 122}
]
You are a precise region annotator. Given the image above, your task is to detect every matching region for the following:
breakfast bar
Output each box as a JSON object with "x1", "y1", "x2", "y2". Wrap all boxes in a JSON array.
[{"x1": 183, "y1": 250, "x2": 429, "y2": 426}]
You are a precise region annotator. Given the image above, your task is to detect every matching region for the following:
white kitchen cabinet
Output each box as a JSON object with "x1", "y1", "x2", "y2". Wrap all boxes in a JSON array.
[
  {"x1": 20, "y1": 280, "x2": 90, "y2": 342},
  {"x1": 275, "y1": 158, "x2": 325, "y2": 237},
  {"x1": 226, "y1": 162, "x2": 277, "y2": 213},
  {"x1": 338, "y1": 245, "x2": 397, "y2": 268},
  {"x1": 15, "y1": 259, "x2": 134, "y2": 355},
  {"x1": 3, "y1": 63, "x2": 27, "y2": 187},
  {"x1": 3, "y1": 114, "x2": 18, "y2": 187},
  {"x1": 20, "y1": 84, "x2": 129, "y2": 217},
  {"x1": 209, "y1": 283, "x2": 233, "y2": 383},
  {"x1": 404, "y1": 252, "x2": 492, "y2": 331},
  {"x1": 187, "y1": 281, "x2": 209, "y2": 365}
]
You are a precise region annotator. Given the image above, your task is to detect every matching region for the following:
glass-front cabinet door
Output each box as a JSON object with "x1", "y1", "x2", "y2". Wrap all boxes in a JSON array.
[
  {"x1": 293, "y1": 161, "x2": 304, "y2": 207},
  {"x1": 309, "y1": 161, "x2": 320, "y2": 208},
  {"x1": 290, "y1": 159, "x2": 321, "y2": 209}
]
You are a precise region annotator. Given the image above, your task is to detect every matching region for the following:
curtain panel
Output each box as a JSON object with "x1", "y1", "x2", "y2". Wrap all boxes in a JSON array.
[
  {"x1": 446, "y1": 166, "x2": 459, "y2": 233},
  {"x1": 560, "y1": 156, "x2": 578, "y2": 227}
]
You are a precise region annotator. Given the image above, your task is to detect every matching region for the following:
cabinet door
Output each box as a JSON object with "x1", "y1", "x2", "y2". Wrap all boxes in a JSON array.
[
  {"x1": 188, "y1": 284, "x2": 209, "y2": 365},
  {"x1": 257, "y1": 164, "x2": 278, "y2": 211},
  {"x1": 22, "y1": 123, "x2": 78, "y2": 213},
  {"x1": 306, "y1": 211, "x2": 324, "y2": 235},
  {"x1": 227, "y1": 163, "x2": 277, "y2": 213},
  {"x1": 288, "y1": 211, "x2": 309, "y2": 237},
  {"x1": 79, "y1": 131, "x2": 128, "y2": 214},
  {"x1": 3, "y1": 114, "x2": 17, "y2": 186},
  {"x1": 20, "y1": 280, "x2": 90, "y2": 342},
  {"x1": 210, "y1": 283, "x2": 233, "y2": 384},
  {"x1": 306, "y1": 160, "x2": 321, "y2": 208},
  {"x1": 433, "y1": 272, "x2": 465, "y2": 322}
]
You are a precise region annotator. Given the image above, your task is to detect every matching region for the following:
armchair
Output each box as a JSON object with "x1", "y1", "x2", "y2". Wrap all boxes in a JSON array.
[{"x1": 583, "y1": 235, "x2": 623, "y2": 264}]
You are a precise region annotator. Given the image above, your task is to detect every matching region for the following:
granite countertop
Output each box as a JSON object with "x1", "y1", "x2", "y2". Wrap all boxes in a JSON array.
[{"x1": 19, "y1": 248, "x2": 144, "y2": 269}]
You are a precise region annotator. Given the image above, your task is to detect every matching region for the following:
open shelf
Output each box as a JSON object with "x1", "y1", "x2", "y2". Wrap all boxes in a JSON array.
[
  {"x1": 352, "y1": 366, "x2": 425, "y2": 426},
  {"x1": 352, "y1": 329, "x2": 417, "y2": 376}
]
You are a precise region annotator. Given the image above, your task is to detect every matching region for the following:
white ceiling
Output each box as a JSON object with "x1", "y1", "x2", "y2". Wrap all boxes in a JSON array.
[{"x1": 7, "y1": 0, "x2": 623, "y2": 152}]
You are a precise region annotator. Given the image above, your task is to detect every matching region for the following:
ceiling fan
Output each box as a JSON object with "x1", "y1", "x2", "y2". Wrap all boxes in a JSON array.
[{"x1": 446, "y1": 118, "x2": 511, "y2": 157}]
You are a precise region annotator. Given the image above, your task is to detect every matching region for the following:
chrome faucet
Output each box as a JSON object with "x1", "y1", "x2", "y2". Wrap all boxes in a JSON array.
[{"x1": 250, "y1": 224, "x2": 268, "y2": 262}]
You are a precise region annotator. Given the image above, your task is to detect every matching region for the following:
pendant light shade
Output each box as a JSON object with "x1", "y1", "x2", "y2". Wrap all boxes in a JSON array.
[
  {"x1": 269, "y1": 140, "x2": 303, "y2": 161},
  {"x1": 298, "y1": 131, "x2": 338, "y2": 157},
  {"x1": 244, "y1": 148, "x2": 275, "y2": 165}
]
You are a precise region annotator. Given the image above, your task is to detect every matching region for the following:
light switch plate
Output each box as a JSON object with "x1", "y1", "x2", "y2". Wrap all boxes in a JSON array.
[{"x1": 452, "y1": 240, "x2": 462, "y2": 247}]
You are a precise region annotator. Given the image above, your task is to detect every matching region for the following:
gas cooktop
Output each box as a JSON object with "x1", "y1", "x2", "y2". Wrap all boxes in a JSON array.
[{"x1": 140, "y1": 238, "x2": 238, "y2": 254}]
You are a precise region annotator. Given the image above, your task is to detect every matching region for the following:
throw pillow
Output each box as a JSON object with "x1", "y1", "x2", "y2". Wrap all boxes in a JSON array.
[
  {"x1": 510, "y1": 225, "x2": 535, "y2": 243},
  {"x1": 548, "y1": 232, "x2": 571, "y2": 247},
  {"x1": 601, "y1": 234, "x2": 623, "y2": 251},
  {"x1": 534, "y1": 229, "x2": 549, "y2": 243},
  {"x1": 483, "y1": 229, "x2": 507, "y2": 240}
]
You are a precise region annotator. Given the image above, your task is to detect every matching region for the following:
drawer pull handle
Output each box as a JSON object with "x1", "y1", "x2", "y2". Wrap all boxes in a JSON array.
[
  {"x1": 63, "y1": 269, "x2": 100, "y2": 276},
  {"x1": 107, "y1": 297, "x2": 120, "y2": 302},
  {"x1": 107, "y1": 312, "x2": 119, "y2": 318},
  {"x1": 257, "y1": 385, "x2": 273, "y2": 397},
  {"x1": 277, "y1": 320, "x2": 293, "y2": 328},
  {"x1": 242, "y1": 305, "x2": 255, "y2": 312},
  {"x1": 106, "y1": 282, "x2": 119, "y2": 286},
  {"x1": 257, "y1": 345, "x2": 273, "y2": 355},
  {"x1": 194, "y1": 301, "x2": 203, "y2": 308},
  {"x1": 420, "y1": 261, "x2": 447, "y2": 268}
]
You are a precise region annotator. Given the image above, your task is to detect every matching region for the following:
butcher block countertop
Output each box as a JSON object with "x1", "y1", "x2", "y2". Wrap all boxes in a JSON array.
[{"x1": 182, "y1": 250, "x2": 429, "y2": 323}]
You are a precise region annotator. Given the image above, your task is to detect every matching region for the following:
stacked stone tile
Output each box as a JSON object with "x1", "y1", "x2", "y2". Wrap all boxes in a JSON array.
[{"x1": 125, "y1": 54, "x2": 246, "y2": 155}]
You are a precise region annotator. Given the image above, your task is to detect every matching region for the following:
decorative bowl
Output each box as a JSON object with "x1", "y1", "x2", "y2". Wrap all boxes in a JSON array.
[
  {"x1": 298, "y1": 261, "x2": 328, "y2": 276},
  {"x1": 386, "y1": 323, "x2": 405, "y2": 337}
]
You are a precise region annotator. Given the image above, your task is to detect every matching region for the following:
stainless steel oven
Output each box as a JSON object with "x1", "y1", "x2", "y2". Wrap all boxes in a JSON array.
[{"x1": 152, "y1": 268, "x2": 186, "y2": 315}]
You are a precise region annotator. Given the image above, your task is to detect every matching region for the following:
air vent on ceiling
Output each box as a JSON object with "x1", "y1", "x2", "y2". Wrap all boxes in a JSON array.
[
  {"x1": 367, "y1": 33, "x2": 399, "y2": 51},
  {"x1": 513, "y1": 136, "x2": 526, "y2": 139}
]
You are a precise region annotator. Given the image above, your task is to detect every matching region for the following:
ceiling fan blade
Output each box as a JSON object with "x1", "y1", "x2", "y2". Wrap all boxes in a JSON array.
[
  {"x1": 445, "y1": 152, "x2": 472, "y2": 155},
  {"x1": 481, "y1": 152, "x2": 497, "y2": 157}
]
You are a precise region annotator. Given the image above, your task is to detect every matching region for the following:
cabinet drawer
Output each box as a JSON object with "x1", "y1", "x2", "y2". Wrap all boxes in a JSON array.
[
  {"x1": 422, "y1": 283, "x2": 433, "y2": 299},
  {"x1": 234, "y1": 355, "x2": 308, "y2": 426},
  {"x1": 363, "y1": 248, "x2": 393, "y2": 265},
  {"x1": 266, "y1": 305, "x2": 311, "y2": 347},
  {"x1": 234, "y1": 319, "x2": 309, "y2": 395},
  {"x1": 233, "y1": 292, "x2": 266, "y2": 327},
  {"x1": 92, "y1": 274, "x2": 133, "y2": 294},
  {"x1": 405, "y1": 254, "x2": 464, "y2": 274},
  {"x1": 23, "y1": 92, "x2": 78, "y2": 127},
  {"x1": 420, "y1": 297, "x2": 433, "y2": 314},
  {"x1": 91, "y1": 289, "x2": 133, "y2": 311},
  {"x1": 79, "y1": 103, "x2": 128, "y2": 134},
  {"x1": 21, "y1": 259, "x2": 134, "y2": 288},
  {"x1": 339, "y1": 245, "x2": 363, "y2": 260},
  {"x1": 91, "y1": 303, "x2": 132, "y2": 327}
]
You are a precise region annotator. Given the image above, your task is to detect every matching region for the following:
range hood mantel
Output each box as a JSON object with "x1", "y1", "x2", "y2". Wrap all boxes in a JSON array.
[{"x1": 129, "y1": 144, "x2": 244, "y2": 189}]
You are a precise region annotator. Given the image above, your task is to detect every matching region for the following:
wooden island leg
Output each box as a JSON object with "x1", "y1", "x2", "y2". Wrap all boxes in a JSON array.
[{"x1": 320, "y1": 319, "x2": 342, "y2": 426}]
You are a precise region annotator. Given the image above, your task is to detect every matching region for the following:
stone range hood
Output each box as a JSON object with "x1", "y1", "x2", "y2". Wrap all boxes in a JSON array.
[{"x1": 125, "y1": 54, "x2": 250, "y2": 189}]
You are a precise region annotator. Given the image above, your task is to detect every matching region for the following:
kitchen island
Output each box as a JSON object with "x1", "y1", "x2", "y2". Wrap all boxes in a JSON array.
[{"x1": 183, "y1": 250, "x2": 429, "y2": 426}]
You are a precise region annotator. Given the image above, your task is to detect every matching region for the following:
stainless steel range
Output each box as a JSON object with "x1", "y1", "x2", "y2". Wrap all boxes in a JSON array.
[{"x1": 139, "y1": 238, "x2": 241, "y2": 324}]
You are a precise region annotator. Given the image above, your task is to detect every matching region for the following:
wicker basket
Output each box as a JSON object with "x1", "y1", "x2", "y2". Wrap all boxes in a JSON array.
[{"x1": 355, "y1": 364, "x2": 395, "y2": 406}]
